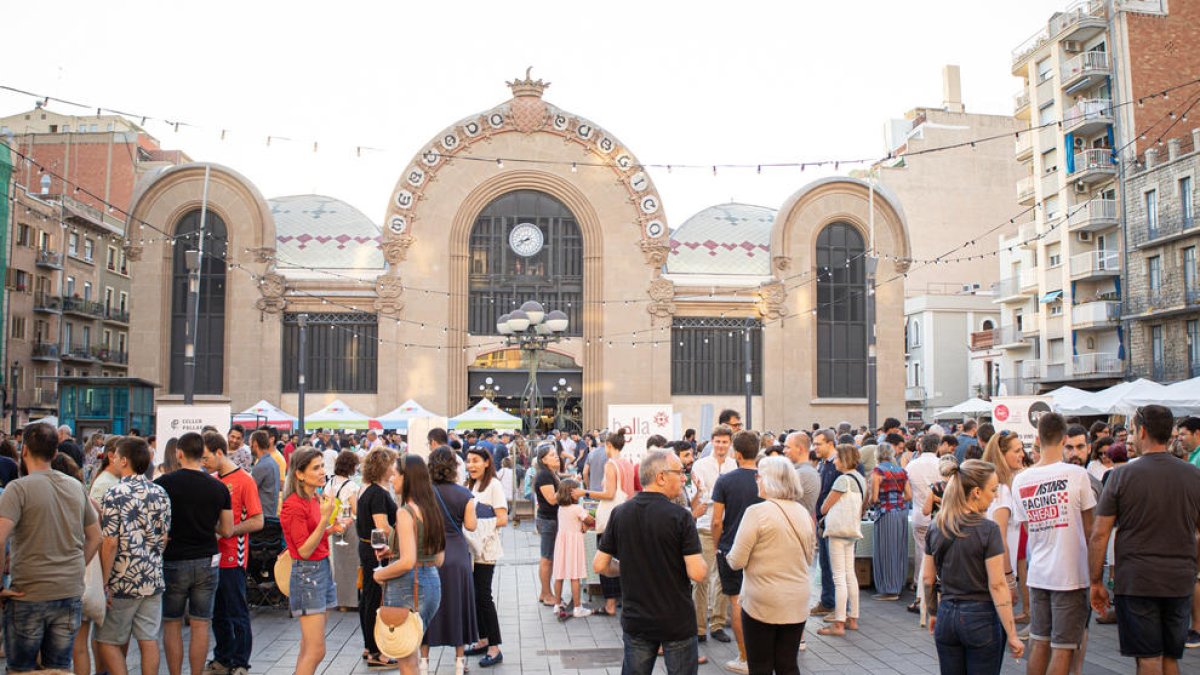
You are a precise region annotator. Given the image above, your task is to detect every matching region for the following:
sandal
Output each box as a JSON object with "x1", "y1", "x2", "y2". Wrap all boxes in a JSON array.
[
  {"x1": 592, "y1": 606, "x2": 614, "y2": 616},
  {"x1": 698, "y1": 655, "x2": 709, "y2": 665},
  {"x1": 366, "y1": 654, "x2": 399, "y2": 668},
  {"x1": 362, "y1": 650, "x2": 370, "y2": 660},
  {"x1": 817, "y1": 626, "x2": 846, "y2": 637}
]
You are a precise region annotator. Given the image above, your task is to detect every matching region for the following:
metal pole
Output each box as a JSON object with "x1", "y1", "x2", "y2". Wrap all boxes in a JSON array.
[
  {"x1": 8, "y1": 364, "x2": 15, "y2": 436},
  {"x1": 866, "y1": 256, "x2": 879, "y2": 432},
  {"x1": 298, "y1": 313, "x2": 308, "y2": 434},
  {"x1": 183, "y1": 165, "x2": 210, "y2": 405},
  {"x1": 744, "y1": 316, "x2": 753, "y2": 430}
]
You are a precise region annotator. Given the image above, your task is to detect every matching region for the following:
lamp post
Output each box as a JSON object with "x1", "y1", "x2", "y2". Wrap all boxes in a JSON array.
[
  {"x1": 182, "y1": 250, "x2": 200, "y2": 405},
  {"x1": 496, "y1": 301, "x2": 569, "y2": 434},
  {"x1": 478, "y1": 376, "x2": 500, "y2": 401},
  {"x1": 9, "y1": 362, "x2": 17, "y2": 435},
  {"x1": 551, "y1": 378, "x2": 574, "y2": 432}
]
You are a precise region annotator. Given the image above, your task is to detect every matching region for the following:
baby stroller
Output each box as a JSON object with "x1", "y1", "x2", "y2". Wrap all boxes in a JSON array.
[{"x1": 247, "y1": 516, "x2": 287, "y2": 609}]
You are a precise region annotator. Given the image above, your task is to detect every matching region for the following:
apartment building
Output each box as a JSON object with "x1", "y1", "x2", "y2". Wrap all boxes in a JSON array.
[
  {"x1": 0, "y1": 106, "x2": 185, "y2": 428},
  {"x1": 1123, "y1": 132, "x2": 1200, "y2": 382},
  {"x1": 905, "y1": 289, "x2": 1000, "y2": 422},
  {"x1": 996, "y1": 0, "x2": 1200, "y2": 393}
]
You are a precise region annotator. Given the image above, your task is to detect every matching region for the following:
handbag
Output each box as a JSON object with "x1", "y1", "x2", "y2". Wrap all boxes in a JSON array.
[
  {"x1": 82, "y1": 556, "x2": 106, "y2": 624},
  {"x1": 375, "y1": 572, "x2": 423, "y2": 659},
  {"x1": 464, "y1": 501, "x2": 498, "y2": 560},
  {"x1": 594, "y1": 460, "x2": 628, "y2": 533},
  {"x1": 823, "y1": 473, "x2": 865, "y2": 540},
  {"x1": 274, "y1": 550, "x2": 293, "y2": 597}
]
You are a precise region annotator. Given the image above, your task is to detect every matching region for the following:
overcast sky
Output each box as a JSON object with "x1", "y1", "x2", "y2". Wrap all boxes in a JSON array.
[{"x1": 2, "y1": 0, "x2": 1066, "y2": 228}]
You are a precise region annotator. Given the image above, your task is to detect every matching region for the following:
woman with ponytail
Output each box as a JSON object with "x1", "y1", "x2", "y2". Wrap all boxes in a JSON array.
[
  {"x1": 580, "y1": 427, "x2": 636, "y2": 616},
  {"x1": 921, "y1": 459, "x2": 1025, "y2": 674},
  {"x1": 981, "y1": 431, "x2": 1028, "y2": 624}
]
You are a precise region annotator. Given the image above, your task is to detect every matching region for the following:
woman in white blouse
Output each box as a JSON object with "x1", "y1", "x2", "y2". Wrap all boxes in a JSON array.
[
  {"x1": 726, "y1": 456, "x2": 816, "y2": 675},
  {"x1": 463, "y1": 446, "x2": 508, "y2": 668}
]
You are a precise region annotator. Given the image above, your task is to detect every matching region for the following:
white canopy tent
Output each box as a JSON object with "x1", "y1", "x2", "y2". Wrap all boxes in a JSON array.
[
  {"x1": 1053, "y1": 379, "x2": 1167, "y2": 416},
  {"x1": 233, "y1": 400, "x2": 298, "y2": 430},
  {"x1": 448, "y1": 399, "x2": 521, "y2": 431},
  {"x1": 374, "y1": 399, "x2": 440, "y2": 431},
  {"x1": 1122, "y1": 376, "x2": 1200, "y2": 416},
  {"x1": 304, "y1": 399, "x2": 375, "y2": 431},
  {"x1": 933, "y1": 398, "x2": 994, "y2": 420}
]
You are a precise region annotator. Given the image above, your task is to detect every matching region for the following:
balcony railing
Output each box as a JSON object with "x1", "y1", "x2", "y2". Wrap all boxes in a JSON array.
[
  {"x1": 905, "y1": 386, "x2": 927, "y2": 402},
  {"x1": 1072, "y1": 352, "x2": 1123, "y2": 376},
  {"x1": 31, "y1": 342, "x2": 59, "y2": 360},
  {"x1": 1131, "y1": 212, "x2": 1198, "y2": 247},
  {"x1": 33, "y1": 293, "x2": 62, "y2": 313},
  {"x1": 104, "y1": 307, "x2": 130, "y2": 324},
  {"x1": 1072, "y1": 300, "x2": 1121, "y2": 327},
  {"x1": 1021, "y1": 314, "x2": 1041, "y2": 336},
  {"x1": 1011, "y1": 0, "x2": 1107, "y2": 71},
  {"x1": 1069, "y1": 250, "x2": 1120, "y2": 278},
  {"x1": 32, "y1": 388, "x2": 58, "y2": 407},
  {"x1": 970, "y1": 330, "x2": 995, "y2": 351},
  {"x1": 1067, "y1": 198, "x2": 1119, "y2": 232},
  {"x1": 96, "y1": 348, "x2": 129, "y2": 365},
  {"x1": 1014, "y1": 91, "x2": 1031, "y2": 116},
  {"x1": 994, "y1": 324, "x2": 1031, "y2": 347},
  {"x1": 1061, "y1": 50, "x2": 1110, "y2": 89},
  {"x1": 35, "y1": 249, "x2": 63, "y2": 269},
  {"x1": 1021, "y1": 360, "x2": 1042, "y2": 379},
  {"x1": 1125, "y1": 285, "x2": 1196, "y2": 315},
  {"x1": 1017, "y1": 176, "x2": 1036, "y2": 204},
  {"x1": 1063, "y1": 98, "x2": 1112, "y2": 134},
  {"x1": 61, "y1": 343, "x2": 100, "y2": 361},
  {"x1": 1015, "y1": 131, "x2": 1033, "y2": 159},
  {"x1": 1000, "y1": 377, "x2": 1034, "y2": 395},
  {"x1": 1071, "y1": 148, "x2": 1117, "y2": 183},
  {"x1": 62, "y1": 297, "x2": 105, "y2": 319}
]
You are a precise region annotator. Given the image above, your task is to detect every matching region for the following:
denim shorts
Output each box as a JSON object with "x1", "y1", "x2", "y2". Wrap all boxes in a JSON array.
[
  {"x1": 383, "y1": 565, "x2": 442, "y2": 627},
  {"x1": 290, "y1": 557, "x2": 337, "y2": 616},
  {"x1": 162, "y1": 557, "x2": 219, "y2": 621},
  {"x1": 3, "y1": 596, "x2": 82, "y2": 672},
  {"x1": 1115, "y1": 594, "x2": 1191, "y2": 659},
  {"x1": 536, "y1": 517, "x2": 558, "y2": 560},
  {"x1": 95, "y1": 594, "x2": 162, "y2": 645}
]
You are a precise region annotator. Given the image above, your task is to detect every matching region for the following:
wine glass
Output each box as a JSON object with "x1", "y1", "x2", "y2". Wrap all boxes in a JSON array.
[
  {"x1": 335, "y1": 501, "x2": 353, "y2": 547},
  {"x1": 370, "y1": 528, "x2": 388, "y2": 570}
]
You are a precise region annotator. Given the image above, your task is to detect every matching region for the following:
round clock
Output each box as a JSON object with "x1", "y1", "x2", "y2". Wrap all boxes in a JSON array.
[{"x1": 509, "y1": 223, "x2": 544, "y2": 257}]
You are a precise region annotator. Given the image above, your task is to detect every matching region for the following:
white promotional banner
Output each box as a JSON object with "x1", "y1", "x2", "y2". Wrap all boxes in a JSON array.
[
  {"x1": 608, "y1": 404, "x2": 673, "y2": 465},
  {"x1": 990, "y1": 396, "x2": 1053, "y2": 446},
  {"x1": 154, "y1": 404, "x2": 232, "y2": 464}
]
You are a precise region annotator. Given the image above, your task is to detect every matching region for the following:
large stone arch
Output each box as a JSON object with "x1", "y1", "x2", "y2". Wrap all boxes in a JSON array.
[
  {"x1": 126, "y1": 163, "x2": 278, "y2": 402},
  {"x1": 761, "y1": 177, "x2": 912, "y2": 429},
  {"x1": 378, "y1": 77, "x2": 670, "y2": 426}
]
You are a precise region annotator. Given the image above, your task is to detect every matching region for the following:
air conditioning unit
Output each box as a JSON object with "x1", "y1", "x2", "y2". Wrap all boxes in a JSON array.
[
  {"x1": 1074, "y1": 182, "x2": 1089, "y2": 194},
  {"x1": 1077, "y1": 231, "x2": 1093, "y2": 242},
  {"x1": 1062, "y1": 40, "x2": 1083, "y2": 53},
  {"x1": 1074, "y1": 137, "x2": 1085, "y2": 148}
]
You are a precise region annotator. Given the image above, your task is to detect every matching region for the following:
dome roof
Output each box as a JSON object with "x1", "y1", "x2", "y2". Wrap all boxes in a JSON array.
[
  {"x1": 269, "y1": 195, "x2": 384, "y2": 270},
  {"x1": 667, "y1": 203, "x2": 775, "y2": 275}
]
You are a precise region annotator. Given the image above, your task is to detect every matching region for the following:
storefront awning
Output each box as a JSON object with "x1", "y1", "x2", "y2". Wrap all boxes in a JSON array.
[{"x1": 1040, "y1": 290, "x2": 1063, "y2": 304}]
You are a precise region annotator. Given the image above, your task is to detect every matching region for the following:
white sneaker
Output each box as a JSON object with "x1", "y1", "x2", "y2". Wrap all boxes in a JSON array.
[
  {"x1": 573, "y1": 606, "x2": 593, "y2": 618},
  {"x1": 455, "y1": 655, "x2": 467, "y2": 675},
  {"x1": 724, "y1": 658, "x2": 749, "y2": 674},
  {"x1": 798, "y1": 640, "x2": 807, "y2": 652},
  {"x1": 419, "y1": 657, "x2": 429, "y2": 675}
]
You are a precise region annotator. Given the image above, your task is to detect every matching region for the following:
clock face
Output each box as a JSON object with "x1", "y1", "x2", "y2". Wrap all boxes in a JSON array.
[{"x1": 509, "y1": 223, "x2": 544, "y2": 257}]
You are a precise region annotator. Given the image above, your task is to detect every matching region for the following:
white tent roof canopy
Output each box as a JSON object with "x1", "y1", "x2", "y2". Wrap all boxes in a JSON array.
[{"x1": 933, "y1": 397, "x2": 994, "y2": 419}]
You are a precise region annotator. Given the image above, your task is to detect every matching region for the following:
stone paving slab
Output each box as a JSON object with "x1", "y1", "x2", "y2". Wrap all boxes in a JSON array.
[{"x1": 12, "y1": 520, "x2": 1197, "y2": 673}]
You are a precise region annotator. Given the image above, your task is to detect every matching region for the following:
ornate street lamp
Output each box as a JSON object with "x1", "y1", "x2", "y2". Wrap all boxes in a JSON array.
[
  {"x1": 478, "y1": 376, "x2": 501, "y2": 401},
  {"x1": 497, "y1": 301, "x2": 569, "y2": 433},
  {"x1": 551, "y1": 377, "x2": 575, "y2": 432}
]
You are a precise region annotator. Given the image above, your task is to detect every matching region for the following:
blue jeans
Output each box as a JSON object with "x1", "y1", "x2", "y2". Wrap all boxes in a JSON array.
[
  {"x1": 934, "y1": 599, "x2": 1005, "y2": 675},
  {"x1": 162, "y1": 557, "x2": 219, "y2": 621},
  {"x1": 817, "y1": 535, "x2": 835, "y2": 608},
  {"x1": 383, "y1": 566, "x2": 442, "y2": 628},
  {"x1": 3, "y1": 597, "x2": 82, "y2": 672},
  {"x1": 621, "y1": 633, "x2": 698, "y2": 675},
  {"x1": 212, "y1": 567, "x2": 252, "y2": 669}
]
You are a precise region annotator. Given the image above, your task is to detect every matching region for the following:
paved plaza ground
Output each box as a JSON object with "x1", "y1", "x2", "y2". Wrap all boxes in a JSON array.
[{"x1": 20, "y1": 522, "x2": 1196, "y2": 674}]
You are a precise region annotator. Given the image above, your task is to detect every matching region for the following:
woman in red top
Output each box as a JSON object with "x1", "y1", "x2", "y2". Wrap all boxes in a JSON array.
[{"x1": 281, "y1": 447, "x2": 338, "y2": 675}]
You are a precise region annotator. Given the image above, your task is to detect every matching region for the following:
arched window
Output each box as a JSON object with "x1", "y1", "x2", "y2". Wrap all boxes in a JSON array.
[
  {"x1": 169, "y1": 210, "x2": 227, "y2": 395},
  {"x1": 981, "y1": 319, "x2": 995, "y2": 332},
  {"x1": 468, "y1": 190, "x2": 582, "y2": 336},
  {"x1": 816, "y1": 222, "x2": 866, "y2": 398}
]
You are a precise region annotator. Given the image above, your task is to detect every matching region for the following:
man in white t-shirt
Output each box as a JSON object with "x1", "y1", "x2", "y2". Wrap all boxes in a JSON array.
[
  {"x1": 689, "y1": 424, "x2": 737, "y2": 644},
  {"x1": 1011, "y1": 412, "x2": 1096, "y2": 675},
  {"x1": 905, "y1": 432, "x2": 942, "y2": 624}
]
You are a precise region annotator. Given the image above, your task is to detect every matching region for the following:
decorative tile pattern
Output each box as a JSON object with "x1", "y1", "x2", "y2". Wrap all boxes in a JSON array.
[
  {"x1": 667, "y1": 203, "x2": 776, "y2": 275},
  {"x1": 269, "y1": 195, "x2": 385, "y2": 270}
]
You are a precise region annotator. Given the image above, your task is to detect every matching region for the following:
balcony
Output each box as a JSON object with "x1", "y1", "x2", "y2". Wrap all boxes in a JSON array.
[
  {"x1": 1131, "y1": 212, "x2": 1198, "y2": 248},
  {"x1": 61, "y1": 343, "x2": 99, "y2": 362},
  {"x1": 1070, "y1": 148, "x2": 1117, "y2": 185},
  {"x1": 1021, "y1": 360, "x2": 1043, "y2": 380},
  {"x1": 994, "y1": 276, "x2": 1035, "y2": 303},
  {"x1": 1011, "y1": 0, "x2": 1107, "y2": 74},
  {"x1": 96, "y1": 348, "x2": 129, "y2": 366},
  {"x1": 33, "y1": 292, "x2": 62, "y2": 314},
  {"x1": 1062, "y1": 50, "x2": 1110, "y2": 93},
  {"x1": 1021, "y1": 314, "x2": 1041, "y2": 336},
  {"x1": 1017, "y1": 176, "x2": 1037, "y2": 205},
  {"x1": 62, "y1": 297, "x2": 105, "y2": 320},
  {"x1": 1018, "y1": 222, "x2": 1040, "y2": 249},
  {"x1": 35, "y1": 249, "x2": 63, "y2": 269},
  {"x1": 1000, "y1": 377, "x2": 1035, "y2": 395},
  {"x1": 1125, "y1": 286, "x2": 1195, "y2": 316},
  {"x1": 970, "y1": 329, "x2": 995, "y2": 351},
  {"x1": 1072, "y1": 300, "x2": 1121, "y2": 329},
  {"x1": 905, "y1": 386, "x2": 927, "y2": 402},
  {"x1": 31, "y1": 342, "x2": 59, "y2": 361},
  {"x1": 1072, "y1": 352, "x2": 1123, "y2": 377},
  {"x1": 1063, "y1": 98, "x2": 1112, "y2": 136},
  {"x1": 1015, "y1": 131, "x2": 1033, "y2": 160},
  {"x1": 31, "y1": 388, "x2": 58, "y2": 408},
  {"x1": 994, "y1": 324, "x2": 1033, "y2": 349},
  {"x1": 1069, "y1": 250, "x2": 1120, "y2": 280},
  {"x1": 1067, "y1": 198, "x2": 1119, "y2": 232},
  {"x1": 1019, "y1": 268, "x2": 1038, "y2": 292},
  {"x1": 103, "y1": 307, "x2": 130, "y2": 325},
  {"x1": 1014, "y1": 91, "x2": 1031, "y2": 119}
]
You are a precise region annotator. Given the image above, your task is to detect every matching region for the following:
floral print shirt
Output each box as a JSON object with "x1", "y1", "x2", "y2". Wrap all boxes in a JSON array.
[{"x1": 100, "y1": 475, "x2": 171, "y2": 597}]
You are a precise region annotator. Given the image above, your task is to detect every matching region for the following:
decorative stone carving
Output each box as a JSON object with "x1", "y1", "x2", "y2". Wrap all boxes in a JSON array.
[
  {"x1": 123, "y1": 243, "x2": 143, "y2": 262},
  {"x1": 773, "y1": 255, "x2": 791, "y2": 272},
  {"x1": 382, "y1": 234, "x2": 415, "y2": 264},
  {"x1": 639, "y1": 239, "x2": 671, "y2": 268},
  {"x1": 646, "y1": 278, "x2": 677, "y2": 318},
  {"x1": 373, "y1": 274, "x2": 406, "y2": 316},
  {"x1": 254, "y1": 272, "x2": 288, "y2": 314},
  {"x1": 894, "y1": 258, "x2": 912, "y2": 274},
  {"x1": 250, "y1": 247, "x2": 275, "y2": 264},
  {"x1": 757, "y1": 281, "x2": 787, "y2": 320}
]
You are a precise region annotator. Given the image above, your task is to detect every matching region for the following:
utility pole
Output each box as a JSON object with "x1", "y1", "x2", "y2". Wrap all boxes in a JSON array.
[
  {"x1": 866, "y1": 255, "x2": 879, "y2": 432},
  {"x1": 744, "y1": 316, "x2": 753, "y2": 430},
  {"x1": 297, "y1": 313, "x2": 308, "y2": 433}
]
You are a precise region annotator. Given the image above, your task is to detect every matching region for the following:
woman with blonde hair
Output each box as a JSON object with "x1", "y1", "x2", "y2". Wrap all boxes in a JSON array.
[
  {"x1": 921, "y1": 459, "x2": 1025, "y2": 673},
  {"x1": 818, "y1": 444, "x2": 867, "y2": 637},
  {"x1": 726, "y1": 456, "x2": 815, "y2": 675},
  {"x1": 980, "y1": 431, "x2": 1028, "y2": 624}
]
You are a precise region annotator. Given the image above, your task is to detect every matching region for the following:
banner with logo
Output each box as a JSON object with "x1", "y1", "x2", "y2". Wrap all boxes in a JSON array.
[
  {"x1": 990, "y1": 396, "x2": 1053, "y2": 446},
  {"x1": 608, "y1": 404, "x2": 673, "y2": 465},
  {"x1": 154, "y1": 404, "x2": 231, "y2": 464}
]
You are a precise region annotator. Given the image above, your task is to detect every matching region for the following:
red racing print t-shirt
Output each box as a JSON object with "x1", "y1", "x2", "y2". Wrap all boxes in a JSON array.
[{"x1": 218, "y1": 468, "x2": 263, "y2": 569}]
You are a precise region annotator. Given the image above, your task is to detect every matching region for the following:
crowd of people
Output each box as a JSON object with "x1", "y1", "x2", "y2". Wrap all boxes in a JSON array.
[{"x1": 0, "y1": 403, "x2": 1197, "y2": 675}]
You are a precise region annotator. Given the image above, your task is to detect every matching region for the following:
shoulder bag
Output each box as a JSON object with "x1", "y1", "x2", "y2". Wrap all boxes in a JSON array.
[{"x1": 823, "y1": 473, "x2": 865, "y2": 540}]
